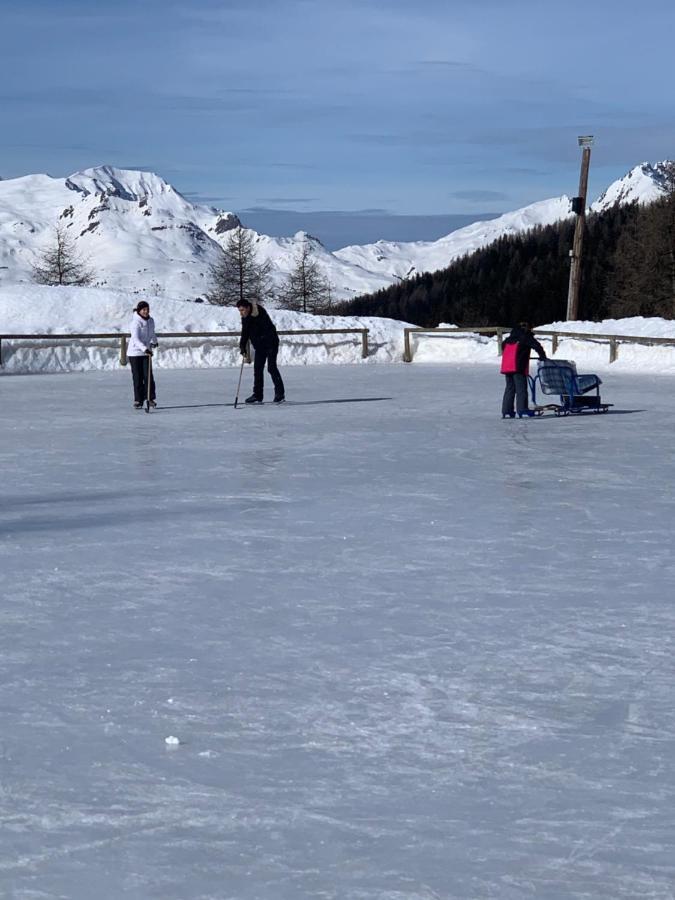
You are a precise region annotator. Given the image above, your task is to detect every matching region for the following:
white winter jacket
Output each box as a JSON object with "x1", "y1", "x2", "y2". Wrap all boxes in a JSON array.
[{"x1": 127, "y1": 312, "x2": 157, "y2": 357}]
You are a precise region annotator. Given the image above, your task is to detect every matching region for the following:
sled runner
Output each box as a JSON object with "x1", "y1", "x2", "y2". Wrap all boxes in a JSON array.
[{"x1": 529, "y1": 359, "x2": 611, "y2": 415}]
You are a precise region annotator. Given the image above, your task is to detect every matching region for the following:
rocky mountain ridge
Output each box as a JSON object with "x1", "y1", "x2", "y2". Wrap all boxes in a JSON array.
[{"x1": 0, "y1": 162, "x2": 670, "y2": 303}]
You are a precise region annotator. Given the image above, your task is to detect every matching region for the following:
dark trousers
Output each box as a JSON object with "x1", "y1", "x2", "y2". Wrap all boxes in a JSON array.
[
  {"x1": 502, "y1": 373, "x2": 529, "y2": 415},
  {"x1": 253, "y1": 341, "x2": 284, "y2": 400},
  {"x1": 129, "y1": 355, "x2": 156, "y2": 403}
]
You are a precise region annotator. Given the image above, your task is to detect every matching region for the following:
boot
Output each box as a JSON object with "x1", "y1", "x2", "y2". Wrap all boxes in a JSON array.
[{"x1": 245, "y1": 394, "x2": 263, "y2": 404}]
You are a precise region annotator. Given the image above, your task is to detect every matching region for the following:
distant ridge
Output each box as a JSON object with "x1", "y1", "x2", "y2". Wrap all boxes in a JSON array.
[{"x1": 0, "y1": 162, "x2": 669, "y2": 302}]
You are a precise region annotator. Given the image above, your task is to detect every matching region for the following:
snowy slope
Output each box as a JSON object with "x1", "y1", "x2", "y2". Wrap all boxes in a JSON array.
[
  {"x1": 336, "y1": 161, "x2": 672, "y2": 277},
  {"x1": 0, "y1": 162, "x2": 670, "y2": 304},
  {"x1": 0, "y1": 166, "x2": 391, "y2": 302},
  {"x1": 333, "y1": 197, "x2": 574, "y2": 279},
  {"x1": 591, "y1": 161, "x2": 672, "y2": 212}
]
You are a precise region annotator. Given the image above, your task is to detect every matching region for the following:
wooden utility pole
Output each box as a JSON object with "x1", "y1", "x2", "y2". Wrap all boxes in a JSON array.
[{"x1": 566, "y1": 136, "x2": 594, "y2": 320}]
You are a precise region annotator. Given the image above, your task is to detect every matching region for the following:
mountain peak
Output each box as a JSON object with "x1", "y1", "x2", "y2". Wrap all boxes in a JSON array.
[
  {"x1": 591, "y1": 160, "x2": 673, "y2": 213},
  {"x1": 65, "y1": 165, "x2": 178, "y2": 201}
]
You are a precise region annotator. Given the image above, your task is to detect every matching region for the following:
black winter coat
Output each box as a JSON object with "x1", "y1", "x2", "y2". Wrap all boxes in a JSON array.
[
  {"x1": 239, "y1": 305, "x2": 279, "y2": 353},
  {"x1": 503, "y1": 325, "x2": 547, "y2": 375}
]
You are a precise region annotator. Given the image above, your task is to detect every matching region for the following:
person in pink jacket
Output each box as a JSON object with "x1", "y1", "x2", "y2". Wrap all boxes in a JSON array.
[{"x1": 501, "y1": 322, "x2": 546, "y2": 418}]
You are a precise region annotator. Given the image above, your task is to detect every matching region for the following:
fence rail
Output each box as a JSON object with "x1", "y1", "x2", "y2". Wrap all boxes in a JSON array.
[
  {"x1": 0, "y1": 328, "x2": 370, "y2": 368},
  {"x1": 402, "y1": 326, "x2": 675, "y2": 363}
]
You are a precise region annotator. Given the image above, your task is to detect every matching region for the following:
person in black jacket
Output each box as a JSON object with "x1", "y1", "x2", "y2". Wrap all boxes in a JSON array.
[
  {"x1": 501, "y1": 322, "x2": 547, "y2": 418},
  {"x1": 237, "y1": 300, "x2": 285, "y2": 403}
]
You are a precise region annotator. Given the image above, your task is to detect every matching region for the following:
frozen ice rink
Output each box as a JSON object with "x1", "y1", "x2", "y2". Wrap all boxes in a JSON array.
[{"x1": 2, "y1": 364, "x2": 675, "y2": 899}]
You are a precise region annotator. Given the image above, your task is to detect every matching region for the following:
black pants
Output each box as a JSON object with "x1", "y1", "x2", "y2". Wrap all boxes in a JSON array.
[
  {"x1": 129, "y1": 355, "x2": 156, "y2": 403},
  {"x1": 502, "y1": 373, "x2": 529, "y2": 415},
  {"x1": 253, "y1": 341, "x2": 284, "y2": 400}
]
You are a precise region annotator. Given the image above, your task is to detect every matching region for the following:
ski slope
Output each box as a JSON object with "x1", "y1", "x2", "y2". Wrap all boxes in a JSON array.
[{"x1": 2, "y1": 364, "x2": 674, "y2": 899}]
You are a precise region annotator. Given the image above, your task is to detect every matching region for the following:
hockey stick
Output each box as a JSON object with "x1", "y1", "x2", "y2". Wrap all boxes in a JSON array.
[
  {"x1": 233, "y1": 356, "x2": 246, "y2": 409},
  {"x1": 145, "y1": 352, "x2": 153, "y2": 413}
]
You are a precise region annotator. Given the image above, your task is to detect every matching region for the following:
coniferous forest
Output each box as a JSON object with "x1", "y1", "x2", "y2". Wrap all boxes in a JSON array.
[{"x1": 334, "y1": 190, "x2": 675, "y2": 327}]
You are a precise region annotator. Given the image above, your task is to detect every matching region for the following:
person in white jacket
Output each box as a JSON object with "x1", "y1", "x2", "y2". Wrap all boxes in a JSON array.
[{"x1": 127, "y1": 301, "x2": 158, "y2": 408}]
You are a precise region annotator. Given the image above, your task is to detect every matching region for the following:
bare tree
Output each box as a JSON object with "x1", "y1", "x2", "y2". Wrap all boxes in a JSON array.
[
  {"x1": 280, "y1": 238, "x2": 331, "y2": 314},
  {"x1": 31, "y1": 225, "x2": 94, "y2": 286},
  {"x1": 206, "y1": 225, "x2": 271, "y2": 306}
]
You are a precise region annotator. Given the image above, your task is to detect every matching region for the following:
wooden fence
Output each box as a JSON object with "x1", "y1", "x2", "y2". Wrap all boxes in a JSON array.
[
  {"x1": 0, "y1": 328, "x2": 370, "y2": 367},
  {"x1": 4, "y1": 325, "x2": 674, "y2": 368},
  {"x1": 402, "y1": 326, "x2": 675, "y2": 363}
]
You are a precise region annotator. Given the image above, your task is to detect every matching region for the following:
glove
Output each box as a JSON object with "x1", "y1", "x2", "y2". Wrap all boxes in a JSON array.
[
  {"x1": 145, "y1": 349, "x2": 153, "y2": 357},
  {"x1": 240, "y1": 348, "x2": 247, "y2": 356}
]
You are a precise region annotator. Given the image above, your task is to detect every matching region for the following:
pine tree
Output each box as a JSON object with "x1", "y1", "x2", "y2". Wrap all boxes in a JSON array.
[
  {"x1": 661, "y1": 162, "x2": 675, "y2": 316},
  {"x1": 206, "y1": 225, "x2": 271, "y2": 306},
  {"x1": 31, "y1": 225, "x2": 94, "y2": 286}
]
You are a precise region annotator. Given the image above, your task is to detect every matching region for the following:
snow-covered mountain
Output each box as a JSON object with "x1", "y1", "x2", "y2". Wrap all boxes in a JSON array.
[
  {"x1": 0, "y1": 166, "x2": 394, "y2": 302},
  {"x1": 0, "y1": 162, "x2": 670, "y2": 303},
  {"x1": 591, "y1": 161, "x2": 672, "y2": 213},
  {"x1": 337, "y1": 161, "x2": 672, "y2": 279},
  {"x1": 333, "y1": 196, "x2": 574, "y2": 280}
]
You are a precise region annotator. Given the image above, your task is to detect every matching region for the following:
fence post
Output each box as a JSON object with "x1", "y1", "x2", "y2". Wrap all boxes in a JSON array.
[
  {"x1": 609, "y1": 337, "x2": 618, "y2": 363},
  {"x1": 245, "y1": 341, "x2": 252, "y2": 364},
  {"x1": 403, "y1": 329, "x2": 412, "y2": 362},
  {"x1": 496, "y1": 329, "x2": 504, "y2": 354},
  {"x1": 361, "y1": 329, "x2": 369, "y2": 359},
  {"x1": 552, "y1": 334, "x2": 558, "y2": 355},
  {"x1": 0, "y1": 338, "x2": 3, "y2": 368},
  {"x1": 120, "y1": 334, "x2": 128, "y2": 366}
]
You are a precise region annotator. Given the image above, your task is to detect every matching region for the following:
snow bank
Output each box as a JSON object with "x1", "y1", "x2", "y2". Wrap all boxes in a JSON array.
[
  {"x1": 2, "y1": 284, "x2": 675, "y2": 375},
  {"x1": 411, "y1": 318, "x2": 675, "y2": 374},
  {"x1": 0, "y1": 284, "x2": 410, "y2": 373}
]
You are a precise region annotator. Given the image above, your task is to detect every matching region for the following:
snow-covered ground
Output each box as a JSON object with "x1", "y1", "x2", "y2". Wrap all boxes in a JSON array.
[
  {"x1": 3, "y1": 284, "x2": 675, "y2": 376},
  {"x1": 2, "y1": 365, "x2": 675, "y2": 899}
]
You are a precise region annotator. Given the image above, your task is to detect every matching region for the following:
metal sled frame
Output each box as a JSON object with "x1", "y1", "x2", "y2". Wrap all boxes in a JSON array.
[{"x1": 529, "y1": 360, "x2": 611, "y2": 416}]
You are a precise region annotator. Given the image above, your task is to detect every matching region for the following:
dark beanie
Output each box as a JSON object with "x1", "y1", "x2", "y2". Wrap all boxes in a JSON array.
[{"x1": 135, "y1": 301, "x2": 150, "y2": 313}]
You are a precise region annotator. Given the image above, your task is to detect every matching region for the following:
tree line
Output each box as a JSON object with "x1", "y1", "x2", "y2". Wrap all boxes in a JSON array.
[{"x1": 334, "y1": 170, "x2": 675, "y2": 326}]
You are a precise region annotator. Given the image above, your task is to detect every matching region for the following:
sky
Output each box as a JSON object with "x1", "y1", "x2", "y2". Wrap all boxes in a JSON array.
[{"x1": 1, "y1": 0, "x2": 675, "y2": 244}]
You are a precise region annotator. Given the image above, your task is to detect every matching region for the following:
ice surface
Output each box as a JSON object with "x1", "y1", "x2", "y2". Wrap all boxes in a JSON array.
[{"x1": 2, "y1": 365, "x2": 675, "y2": 899}]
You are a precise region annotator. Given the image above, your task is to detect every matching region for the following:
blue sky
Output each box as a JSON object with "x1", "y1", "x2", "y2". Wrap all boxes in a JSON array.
[{"x1": 2, "y1": 0, "x2": 674, "y2": 243}]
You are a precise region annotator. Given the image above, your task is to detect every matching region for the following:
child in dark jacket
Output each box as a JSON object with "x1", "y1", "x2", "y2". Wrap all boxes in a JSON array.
[{"x1": 501, "y1": 322, "x2": 547, "y2": 418}]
